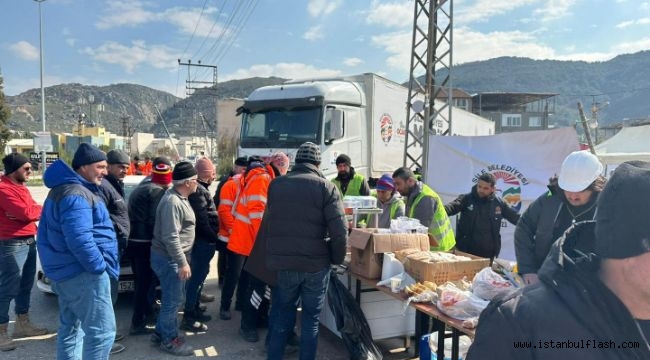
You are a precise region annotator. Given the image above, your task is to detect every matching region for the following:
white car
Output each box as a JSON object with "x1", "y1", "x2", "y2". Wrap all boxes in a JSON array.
[{"x1": 36, "y1": 175, "x2": 147, "y2": 294}]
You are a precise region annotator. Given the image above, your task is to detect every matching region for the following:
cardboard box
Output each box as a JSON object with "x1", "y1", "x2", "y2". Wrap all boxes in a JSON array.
[
  {"x1": 403, "y1": 250, "x2": 490, "y2": 284},
  {"x1": 349, "y1": 228, "x2": 429, "y2": 279}
]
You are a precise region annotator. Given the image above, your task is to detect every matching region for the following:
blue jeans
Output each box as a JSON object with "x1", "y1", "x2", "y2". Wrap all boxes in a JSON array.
[
  {"x1": 52, "y1": 271, "x2": 115, "y2": 360},
  {"x1": 0, "y1": 238, "x2": 37, "y2": 325},
  {"x1": 150, "y1": 251, "x2": 185, "y2": 342},
  {"x1": 184, "y1": 240, "x2": 215, "y2": 313},
  {"x1": 267, "y1": 267, "x2": 330, "y2": 360}
]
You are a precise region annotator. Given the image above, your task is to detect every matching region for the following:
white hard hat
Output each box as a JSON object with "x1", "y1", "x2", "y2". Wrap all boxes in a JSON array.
[{"x1": 558, "y1": 150, "x2": 604, "y2": 192}]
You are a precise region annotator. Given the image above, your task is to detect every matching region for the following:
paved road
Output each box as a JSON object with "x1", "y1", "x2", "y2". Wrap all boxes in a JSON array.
[{"x1": 4, "y1": 185, "x2": 413, "y2": 359}]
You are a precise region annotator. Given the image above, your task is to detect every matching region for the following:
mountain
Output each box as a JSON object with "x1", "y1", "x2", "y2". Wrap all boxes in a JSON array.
[
  {"x1": 6, "y1": 77, "x2": 286, "y2": 137},
  {"x1": 434, "y1": 51, "x2": 650, "y2": 127},
  {"x1": 6, "y1": 51, "x2": 650, "y2": 136}
]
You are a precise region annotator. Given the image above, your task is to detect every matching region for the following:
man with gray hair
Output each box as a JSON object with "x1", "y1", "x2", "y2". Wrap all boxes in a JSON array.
[
  {"x1": 467, "y1": 161, "x2": 650, "y2": 359},
  {"x1": 150, "y1": 161, "x2": 199, "y2": 356}
]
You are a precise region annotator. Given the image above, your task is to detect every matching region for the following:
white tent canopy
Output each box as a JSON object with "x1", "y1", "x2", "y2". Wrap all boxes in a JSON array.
[{"x1": 595, "y1": 125, "x2": 650, "y2": 170}]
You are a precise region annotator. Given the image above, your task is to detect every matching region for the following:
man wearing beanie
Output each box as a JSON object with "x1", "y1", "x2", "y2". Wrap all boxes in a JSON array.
[
  {"x1": 97, "y1": 149, "x2": 131, "y2": 354},
  {"x1": 37, "y1": 143, "x2": 118, "y2": 358},
  {"x1": 445, "y1": 172, "x2": 519, "y2": 260},
  {"x1": 260, "y1": 142, "x2": 348, "y2": 359},
  {"x1": 515, "y1": 150, "x2": 606, "y2": 285},
  {"x1": 332, "y1": 153, "x2": 370, "y2": 196},
  {"x1": 0, "y1": 154, "x2": 48, "y2": 351},
  {"x1": 127, "y1": 156, "x2": 172, "y2": 336},
  {"x1": 150, "y1": 161, "x2": 199, "y2": 355},
  {"x1": 366, "y1": 173, "x2": 405, "y2": 229},
  {"x1": 182, "y1": 157, "x2": 220, "y2": 330},
  {"x1": 468, "y1": 161, "x2": 650, "y2": 359}
]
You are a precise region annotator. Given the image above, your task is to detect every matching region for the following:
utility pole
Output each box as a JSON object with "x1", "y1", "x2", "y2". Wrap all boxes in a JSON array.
[
  {"x1": 404, "y1": 0, "x2": 454, "y2": 181},
  {"x1": 178, "y1": 59, "x2": 218, "y2": 158},
  {"x1": 121, "y1": 116, "x2": 132, "y2": 156},
  {"x1": 35, "y1": 0, "x2": 47, "y2": 172}
]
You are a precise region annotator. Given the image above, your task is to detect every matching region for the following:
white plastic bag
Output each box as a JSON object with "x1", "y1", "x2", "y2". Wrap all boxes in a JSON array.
[
  {"x1": 472, "y1": 267, "x2": 516, "y2": 301},
  {"x1": 436, "y1": 284, "x2": 489, "y2": 320}
]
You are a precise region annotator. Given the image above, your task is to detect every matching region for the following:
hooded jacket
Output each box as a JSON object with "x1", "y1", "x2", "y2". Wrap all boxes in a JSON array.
[
  {"x1": 445, "y1": 185, "x2": 519, "y2": 259},
  {"x1": 188, "y1": 180, "x2": 220, "y2": 244},
  {"x1": 467, "y1": 221, "x2": 650, "y2": 360},
  {"x1": 36, "y1": 159, "x2": 119, "y2": 282},
  {"x1": 515, "y1": 181, "x2": 598, "y2": 275}
]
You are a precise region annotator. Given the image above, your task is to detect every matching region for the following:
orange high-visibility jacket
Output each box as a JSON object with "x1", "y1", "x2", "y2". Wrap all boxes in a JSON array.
[
  {"x1": 217, "y1": 174, "x2": 241, "y2": 243},
  {"x1": 227, "y1": 165, "x2": 275, "y2": 256},
  {"x1": 142, "y1": 160, "x2": 153, "y2": 176}
]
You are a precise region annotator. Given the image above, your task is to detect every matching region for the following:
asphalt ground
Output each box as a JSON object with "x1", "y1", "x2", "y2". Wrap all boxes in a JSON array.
[{"x1": 6, "y1": 186, "x2": 419, "y2": 359}]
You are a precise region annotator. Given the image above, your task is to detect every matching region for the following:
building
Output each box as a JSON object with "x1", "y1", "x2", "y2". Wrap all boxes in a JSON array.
[{"x1": 471, "y1": 92, "x2": 557, "y2": 133}]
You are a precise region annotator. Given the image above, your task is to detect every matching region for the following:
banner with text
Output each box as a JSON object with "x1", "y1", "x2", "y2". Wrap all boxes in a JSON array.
[{"x1": 426, "y1": 127, "x2": 580, "y2": 261}]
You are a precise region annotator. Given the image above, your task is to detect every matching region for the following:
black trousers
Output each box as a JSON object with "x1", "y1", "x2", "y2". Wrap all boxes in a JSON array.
[
  {"x1": 220, "y1": 251, "x2": 248, "y2": 311},
  {"x1": 128, "y1": 241, "x2": 159, "y2": 327}
]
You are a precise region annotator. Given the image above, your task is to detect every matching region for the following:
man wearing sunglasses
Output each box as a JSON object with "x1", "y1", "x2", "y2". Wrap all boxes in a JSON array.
[{"x1": 0, "y1": 153, "x2": 48, "y2": 351}]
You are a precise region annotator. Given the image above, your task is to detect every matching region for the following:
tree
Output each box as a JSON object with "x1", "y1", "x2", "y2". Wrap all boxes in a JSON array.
[
  {"x1": 0, "y1": 72, "x2": 12, "y2": 152},
  {"x1": 216, "y1": 130, "x2": 239, "y2": 176}
]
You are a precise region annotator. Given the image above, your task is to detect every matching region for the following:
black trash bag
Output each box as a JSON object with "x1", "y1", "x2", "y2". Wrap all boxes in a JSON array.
[{"x1": 327, "y1": 271, "x2": 383, "y2": 360}]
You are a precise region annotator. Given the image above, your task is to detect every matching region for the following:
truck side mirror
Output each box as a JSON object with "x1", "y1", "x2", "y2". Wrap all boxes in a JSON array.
[{"x1": 325, "y1": 108, "x2": 344, "y2": 144}]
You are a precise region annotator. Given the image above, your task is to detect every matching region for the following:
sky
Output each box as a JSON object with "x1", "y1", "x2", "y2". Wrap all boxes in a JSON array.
[{"x1": 1, "y1": 0, "x2": 649, "y2": 98}]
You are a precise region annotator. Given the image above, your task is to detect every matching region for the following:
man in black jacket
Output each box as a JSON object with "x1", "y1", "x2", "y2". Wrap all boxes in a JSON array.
[
  {"x1": 262, "y1": 142, "x2": 348, "y2": 360},
  {"x1": 126, "y1": 156, "x2": 172, "y2": 335},
  {"x1": 467, "y1": 161, "x2": 650, "y2": 360},
  {"x1": 98, "y1": 149, "x2": 131, "y2": 355},
  {"x1": 444, "y1": 173, "x2": 519, "y2": 260}
]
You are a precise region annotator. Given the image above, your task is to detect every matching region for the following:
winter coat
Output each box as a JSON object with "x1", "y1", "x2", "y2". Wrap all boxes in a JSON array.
[
  {"x1": 263, "y1": 163, "x2": 348, "y2": 272},
  {"x1": 98, "y1": 177, "x2": 130, "y2": 249},
  {"x1": 467, "y1": 221, "x2": 650, "y2": 360},
  {"x1": 188, "y1": 180, "x2": 219, "y2": 244},
  {"x1": 445, "y1": 185, "x2": 519, "y2": 258},
  {"x1": 127, "y1": 179, "x2": 168, "y2": 243},
  {"x1": 514, "y1": 184, "x2": 598, "y2": 275},
  {"x1": 0, "y1": 175, "x2": 41, "y2": 239},
  {"x1": 36, "y1": 160, "x2": 119, "y2": 282},
  {"x1": 227, "y1": 165, "x2": 275, "y2": 256}
]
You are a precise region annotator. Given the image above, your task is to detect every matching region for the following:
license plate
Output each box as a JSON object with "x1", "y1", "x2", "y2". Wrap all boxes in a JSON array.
[{"x1": 118, "y1": 280, "x2": 135, "y2": 292}]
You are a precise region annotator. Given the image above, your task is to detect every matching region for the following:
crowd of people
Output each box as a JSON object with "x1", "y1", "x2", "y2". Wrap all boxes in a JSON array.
[{"x1": 0, "y1": 142, "x2": 648, "y2": 359}]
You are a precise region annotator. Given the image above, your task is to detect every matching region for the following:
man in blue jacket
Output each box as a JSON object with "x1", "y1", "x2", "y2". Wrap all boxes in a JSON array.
[{"x1": 37, "y1": 143, "x2": 118, "y2": 360}]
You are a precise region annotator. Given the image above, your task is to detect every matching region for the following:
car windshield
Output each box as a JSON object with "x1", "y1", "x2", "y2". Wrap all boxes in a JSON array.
[{"x1": 240, "y1": 107, "x2": 321, "y2": 148}]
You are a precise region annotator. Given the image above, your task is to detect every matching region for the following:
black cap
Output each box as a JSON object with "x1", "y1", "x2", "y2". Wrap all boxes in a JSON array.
[
  {"x1": 106, "y1": 149, "x2": 130, "y2": 165},
  {"x1": 2, "y1": 153, "x2": 29, "y2": 175},
  {"x1": 172, "y1": 161, "x2": 198, "y2": 181},
  {"x1": 235, "y1": 157, "x2": 248, "y2": 167},
  {"x1": 336, "y1": 154, "x2": 351, "y2": 166},
  {"x1": 595, "y1": 161, "x2": 650, "y2": 259}
]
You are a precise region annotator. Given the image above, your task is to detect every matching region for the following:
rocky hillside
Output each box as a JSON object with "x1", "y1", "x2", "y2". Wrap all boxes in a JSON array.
[{"x1": 7, "y1": 50, "x2": 650, "y2": 136}]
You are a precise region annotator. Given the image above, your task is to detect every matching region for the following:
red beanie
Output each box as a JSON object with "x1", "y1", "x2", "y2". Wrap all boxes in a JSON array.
[{"x1": 151, "y1": 163, "x2": 172, "y2": 185}]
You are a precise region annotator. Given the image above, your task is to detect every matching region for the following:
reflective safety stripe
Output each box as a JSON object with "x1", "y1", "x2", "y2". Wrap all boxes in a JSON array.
[
  {"x1": 246, "y1": 195, "x2": 267, "y2": 203},
  {"x1": 220, "y1": 199, "x2": 234, "y2": 206},
  {"x1": 218, "y1": 234, "x2": 229, "y2": 242},
  {"x1": 233, "y1": 212, "x2": 252, "y2": 224},
  {"x1": 249, "y1": 212, "x2": 264, "y2": 219}
]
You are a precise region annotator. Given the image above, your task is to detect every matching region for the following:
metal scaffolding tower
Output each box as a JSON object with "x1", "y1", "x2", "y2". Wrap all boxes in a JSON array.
[{"x1": 404, "y1": 0, "x2": 454, "y2": 180}]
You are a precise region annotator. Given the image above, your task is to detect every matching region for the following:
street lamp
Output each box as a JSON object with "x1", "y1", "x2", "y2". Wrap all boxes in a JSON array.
[{"x1": 35, "y1": 0, "x2": 46, "y2": 172}]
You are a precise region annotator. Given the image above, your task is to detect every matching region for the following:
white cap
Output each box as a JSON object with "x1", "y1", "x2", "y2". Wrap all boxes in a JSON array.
[{"x1": 558, "y1": 151, "x2": 604, "y2": 192}]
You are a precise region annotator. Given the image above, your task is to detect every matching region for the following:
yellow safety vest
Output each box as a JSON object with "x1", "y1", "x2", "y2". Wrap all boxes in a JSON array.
[
  {"x1": 333, "y1": 173, "x2": 365, "y2": 196},
  {"x1": 409, "y1": 184, "x2": 456, "y2": 251}
]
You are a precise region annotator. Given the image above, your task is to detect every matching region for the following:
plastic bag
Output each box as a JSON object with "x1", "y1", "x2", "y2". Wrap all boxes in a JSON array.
[
  {"x1": 436, "y1": 284, "x2": 489, "y2": 320},
  {"x1": 472, "y1": 267, "x2": 516, "y2": 300}
]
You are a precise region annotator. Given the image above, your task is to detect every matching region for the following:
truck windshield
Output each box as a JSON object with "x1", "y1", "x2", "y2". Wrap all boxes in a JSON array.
[{"x1": 240, "y1": 107, "x2": 321, "y2": 148}]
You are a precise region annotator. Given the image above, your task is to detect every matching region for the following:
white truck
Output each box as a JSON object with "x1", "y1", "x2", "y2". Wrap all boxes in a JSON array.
[{"x1": 238, "y1": 73, "x2": 418, "y2": 179}]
